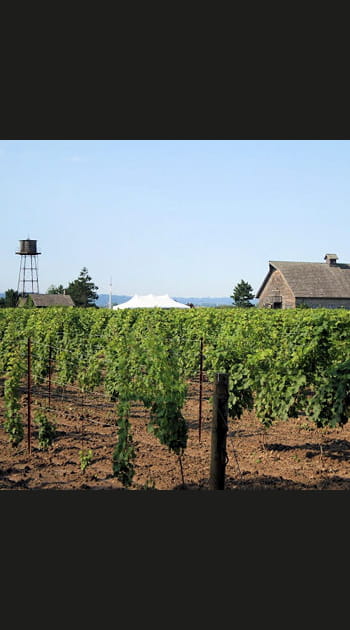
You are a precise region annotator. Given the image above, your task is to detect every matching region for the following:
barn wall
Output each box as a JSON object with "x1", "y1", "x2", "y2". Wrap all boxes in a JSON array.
[{"x1": 258, "y1": 270, "x2": 295, "y2": 309}]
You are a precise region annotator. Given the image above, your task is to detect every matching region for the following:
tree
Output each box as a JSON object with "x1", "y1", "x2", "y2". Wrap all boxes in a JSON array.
[
  {"x1": 231, "y1": 279, "x2": 255, "y2": 307},
  {"x1": 47, "y1": 284, "x2": 65, "y2": 294},
  {"x1": 0, "y1": 289, "x2": 19, "y2": 308},
  {"x1": 65, "y1": 267, "x2": 99, "y2": 307}
]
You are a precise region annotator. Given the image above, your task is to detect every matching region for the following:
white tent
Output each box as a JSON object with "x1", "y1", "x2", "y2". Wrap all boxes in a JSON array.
[{"x1": 113, "y1": 294, "x2": 190, "y2": 309}]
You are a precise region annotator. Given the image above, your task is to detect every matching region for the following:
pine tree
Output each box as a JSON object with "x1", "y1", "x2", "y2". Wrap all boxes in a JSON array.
[
  {"x1": 0, "y1": 289, "x2": 19, "y2": 307},
  {"x1": 47, "y1": 284, "x2": 65, "y2": 294},
  {"x1": 65, "y1": 268, "x2": 99, "y2": 307},
  {"x1": 231, "y1": 279, "x2": 255, "y2": 307}
]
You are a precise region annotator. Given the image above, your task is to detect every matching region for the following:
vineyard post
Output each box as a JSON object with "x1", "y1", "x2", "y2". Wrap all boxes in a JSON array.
[
  {"x1": 48, "y1": 344, "x2": 52, "y2": 409},
  {"x1": 198, "y1": 337, "x2": 203, "y2": 442},
  {"x1": 27, "y1": 337, "x2": 32, "y2": 454},
  {"x1": 80, "y1": 391, "x2": 84, "y2": 453},
  {"x1": 209, "y1": 373, "x2": 228, "y2": 490}
]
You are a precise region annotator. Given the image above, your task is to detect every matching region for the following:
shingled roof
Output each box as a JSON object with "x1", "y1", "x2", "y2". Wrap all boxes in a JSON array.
[
  {"x1": 18, "y1": 293, "x2": 75, "y2": 307},
  {"x1": 256, "y1": 257, "x2": 350, "y2": 299}
]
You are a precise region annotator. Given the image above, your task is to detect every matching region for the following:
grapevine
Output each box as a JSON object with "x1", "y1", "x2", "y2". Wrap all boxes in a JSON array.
[
  {"x1": 34, "y1": 408, "x2": 57, "y2": 449},
  {"x1": 3, "y1": 343, "x2": 26, "y2": 446},
  {"x1": 2, "y1": 305, "x2": 350, "y2": 482}
]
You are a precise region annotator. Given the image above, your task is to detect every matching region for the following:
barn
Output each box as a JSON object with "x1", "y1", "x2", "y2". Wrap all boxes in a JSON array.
[
  {"x1": 256, "y1": 254, "x2": 350, "y2": 309},
  {"x1": 17, "y1": 294, "x2": 75, "y2": 308}
]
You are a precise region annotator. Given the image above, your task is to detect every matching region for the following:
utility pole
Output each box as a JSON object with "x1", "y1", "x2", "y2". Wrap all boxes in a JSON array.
[{"x1": 108, "y1": 277, "x2": 112, "y2": 309}]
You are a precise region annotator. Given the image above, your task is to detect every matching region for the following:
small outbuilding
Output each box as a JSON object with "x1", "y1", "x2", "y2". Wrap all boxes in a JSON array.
[
  {"x1": 256, "y1": 254, "x2": 350, "y2": 309},
  {"x1": 18, "y1": 293, "x2": 75, "y2": 308}
]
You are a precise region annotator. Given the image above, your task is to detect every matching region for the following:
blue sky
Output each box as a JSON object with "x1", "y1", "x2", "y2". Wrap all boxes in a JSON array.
[{"x1": 1, "y1": 139, "x2": 350, "y2": 297}]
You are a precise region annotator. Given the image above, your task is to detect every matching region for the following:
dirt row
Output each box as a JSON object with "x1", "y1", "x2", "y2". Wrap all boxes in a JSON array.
[{"x1": 1, "y1": 376, "x2": 350, "y2": 490}]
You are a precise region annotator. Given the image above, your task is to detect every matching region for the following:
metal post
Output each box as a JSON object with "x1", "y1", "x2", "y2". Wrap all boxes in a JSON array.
[
  {"x1": 27, "y1": 337, "x2": 31, "y2": 454},
  {"x1": 209, "y1": 373, "x2": 228, "y2": 490}
]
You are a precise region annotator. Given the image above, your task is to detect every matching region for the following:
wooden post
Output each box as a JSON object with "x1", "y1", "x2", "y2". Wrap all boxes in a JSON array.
[
  {"x1": 198, "y1": 337, "x2": 203, "y2": 442},
  {"x1": 48, "y1": 344, "x2": 52, "y2": 410},
  {"x1": 209, "y1": 373, "x2": 228, "y2": 490}
]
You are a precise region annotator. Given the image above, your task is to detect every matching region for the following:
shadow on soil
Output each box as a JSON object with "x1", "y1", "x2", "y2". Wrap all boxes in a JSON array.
[
  {"x1": 172, "y1": 472, "x2": 350, "y2": 491},
  {"x1": 265, "y1": 438, "x2": 350, "y2": 461},
  {"x1": 2, "y1": 474, "x2": 350, "y2": 490}
]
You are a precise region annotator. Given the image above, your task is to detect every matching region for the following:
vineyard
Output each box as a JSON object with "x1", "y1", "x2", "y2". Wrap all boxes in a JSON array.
[{"x1": 2, "y1": 306, "x2": 350, "y2": 490}]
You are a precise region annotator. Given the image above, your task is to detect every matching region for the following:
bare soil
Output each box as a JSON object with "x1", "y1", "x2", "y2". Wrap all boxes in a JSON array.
[{"x1": 1, "y1": 376, "x2": 350, "y2": 490}]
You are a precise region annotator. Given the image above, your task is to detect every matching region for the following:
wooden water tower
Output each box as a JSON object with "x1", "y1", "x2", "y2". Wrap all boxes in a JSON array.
[{"x1": 16, "y1": 239, "x2": 41, "y2": 296}]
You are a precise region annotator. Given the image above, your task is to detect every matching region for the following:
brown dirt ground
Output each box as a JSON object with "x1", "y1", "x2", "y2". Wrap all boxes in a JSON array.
[{"x1": 1, "y1": 375, "x2": 350, "y2": 490}]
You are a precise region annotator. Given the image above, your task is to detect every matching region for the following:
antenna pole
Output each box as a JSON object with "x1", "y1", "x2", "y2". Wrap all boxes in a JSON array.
[{"x1": 109, "y1": 277, "x2": 112, "y2": 309}]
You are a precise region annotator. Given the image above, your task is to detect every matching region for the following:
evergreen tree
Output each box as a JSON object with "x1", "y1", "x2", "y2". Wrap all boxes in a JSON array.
[
  {"x1": 231, "y1": 279, "x2": 255, "y2": 307},
  {"x1": 0, "y1": 289, "x2": 19, "y2": 307},
  {"x1": 47, "y1": 284, "x2": 65, "y2": 294},
  {"x1": 65, "y1": 268, "x2": 99, "y2": 307}
]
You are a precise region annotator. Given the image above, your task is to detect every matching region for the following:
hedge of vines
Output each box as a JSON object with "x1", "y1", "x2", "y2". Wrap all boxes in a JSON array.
[{"x1": 2, "y1": 306, "x2": 350, "y2": 485}]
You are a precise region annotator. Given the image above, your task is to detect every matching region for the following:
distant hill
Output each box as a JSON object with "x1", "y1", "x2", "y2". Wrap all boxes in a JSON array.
[
  {"x1": 0, "y1": 293, "x2": 257, "y2": 307},
  {"x1": 96, "y1": 295, "x2": 257, "y2": 307},
  {"x1": 97, "y1": 294, "x2": 131, "y2": 307}
]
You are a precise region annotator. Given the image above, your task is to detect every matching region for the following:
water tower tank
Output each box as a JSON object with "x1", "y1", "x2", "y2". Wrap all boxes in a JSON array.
[{"x1": 17, "y1": 239, "x2": 40, "y2": 255}]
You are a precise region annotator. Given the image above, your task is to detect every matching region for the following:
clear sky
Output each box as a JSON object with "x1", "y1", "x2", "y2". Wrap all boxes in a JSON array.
[{"x1": 1, "y1": 139, "x2": 350, "y2": 298}]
